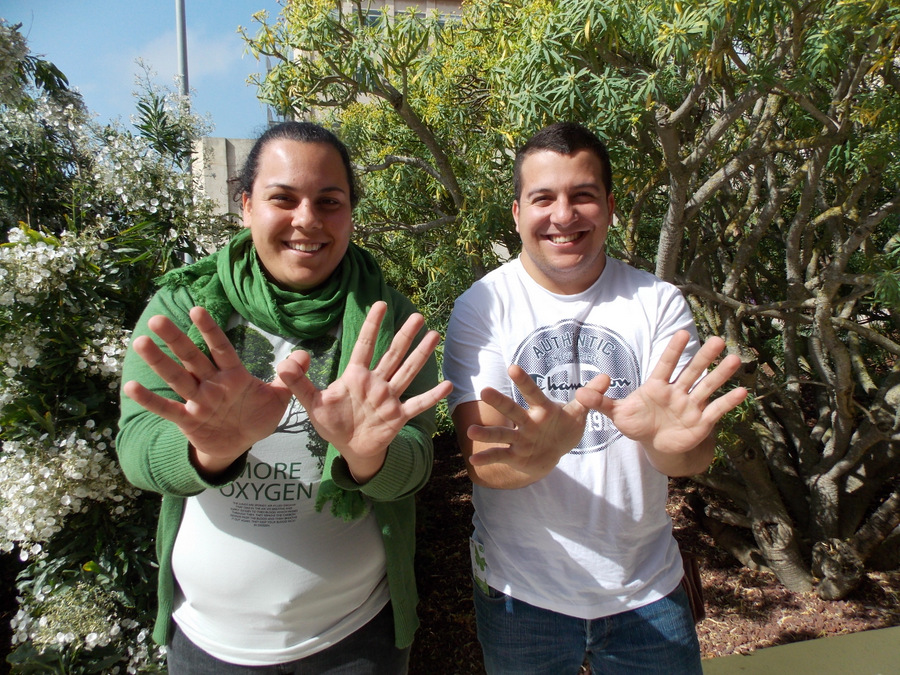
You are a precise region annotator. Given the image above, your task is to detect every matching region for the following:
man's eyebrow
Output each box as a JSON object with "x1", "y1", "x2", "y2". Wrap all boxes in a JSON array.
[{"x1": 524, "y1": 182, "x2": 601, "y2": 198}]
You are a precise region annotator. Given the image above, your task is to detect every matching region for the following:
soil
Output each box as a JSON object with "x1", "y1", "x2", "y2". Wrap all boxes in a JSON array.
[{"x1": 0, "y1": 433, "x2": 897, "y2": 674}]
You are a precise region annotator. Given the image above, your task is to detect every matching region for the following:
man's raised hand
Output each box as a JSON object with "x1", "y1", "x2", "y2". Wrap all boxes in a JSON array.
[
  {"x1": 575, "y1": 330, "x2": 747, "y2": 474},
  {"x1": 463, "y1": 364, "x2": 611, "y2": 483}
]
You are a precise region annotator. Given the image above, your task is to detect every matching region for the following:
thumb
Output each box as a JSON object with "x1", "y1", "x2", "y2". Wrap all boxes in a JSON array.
[
  {"x1": 574, "y1": 373, "x2": 611, "y2": 410},
  {"x1": 275, "y1": 351, "x2": 316, "y2": 401}
]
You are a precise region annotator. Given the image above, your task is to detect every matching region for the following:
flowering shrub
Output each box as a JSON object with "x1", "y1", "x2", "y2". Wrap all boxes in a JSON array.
[
  {"x1": 0, "y1": 227, "x2": 103, "y2": 383},
  {"x1": 9, "y1": 580, "x2": 167, "y2": 674},
  {"x1": 0, "y1": 20, "x2": 236, "y2": 673},
  {"x1": 0, "y1": 23, "x2": 28, "y2": 107},
  {"x1": 0, "y1": 424, "x2": 138, "y2": 561}
]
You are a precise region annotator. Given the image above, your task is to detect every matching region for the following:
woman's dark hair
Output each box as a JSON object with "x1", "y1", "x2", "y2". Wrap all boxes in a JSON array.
[
  {"x1": 230, "y1": 121, "x2": 360, "y2": 207},
  {"x1": 513, "y1": 122, "x2": 612, "y2": 200}
]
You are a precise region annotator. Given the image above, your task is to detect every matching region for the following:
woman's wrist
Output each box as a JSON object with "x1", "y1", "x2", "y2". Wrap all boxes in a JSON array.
[{"x1": 189, "y1": 444, "x2": 249, "y2": 481}]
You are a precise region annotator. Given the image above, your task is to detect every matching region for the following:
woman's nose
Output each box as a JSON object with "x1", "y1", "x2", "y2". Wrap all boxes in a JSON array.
[{"x1": 291, "y1": 200, "x2": 321, "y2": 229}]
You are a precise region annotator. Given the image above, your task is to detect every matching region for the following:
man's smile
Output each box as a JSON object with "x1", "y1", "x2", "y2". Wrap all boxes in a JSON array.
[{"x1": 547, "y1": 232, "x2": 586, "y2": 244}]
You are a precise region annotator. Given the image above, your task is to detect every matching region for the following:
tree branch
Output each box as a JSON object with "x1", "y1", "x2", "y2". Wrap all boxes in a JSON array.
[
  {"x1": 357, "y1": 214, "x2": 457, "y2": 234},
  {"x1": 357, "y1": 154, "x2": 443, "y2": 183}
]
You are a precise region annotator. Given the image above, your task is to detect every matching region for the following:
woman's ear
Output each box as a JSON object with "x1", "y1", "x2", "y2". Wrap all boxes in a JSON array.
[{"x1": 241, "y1": 192, "x2": 252, "y2": 228}]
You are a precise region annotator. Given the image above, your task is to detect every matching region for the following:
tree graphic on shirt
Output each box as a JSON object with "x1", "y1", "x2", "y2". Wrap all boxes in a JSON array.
[
  {"x1": 226, "y1": 324, "x2": 276, "y2": 382},
  {"x1": 225, "y1": 325, "x2": 339, "y2": 468}
]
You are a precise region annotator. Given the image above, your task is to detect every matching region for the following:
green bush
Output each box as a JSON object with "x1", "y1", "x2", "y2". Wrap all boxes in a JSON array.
[{"x1": 0, "y1": 20, "x2": 236, "y2": 672}]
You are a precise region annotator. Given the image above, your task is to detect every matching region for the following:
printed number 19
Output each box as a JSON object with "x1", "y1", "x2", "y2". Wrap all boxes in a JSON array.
[{"x1": 587, "y1": 410, "x2": 606, "y2": 432}]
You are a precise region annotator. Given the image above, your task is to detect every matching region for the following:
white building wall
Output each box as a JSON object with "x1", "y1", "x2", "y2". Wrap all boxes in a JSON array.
[{"x1": 192, "y1": 137, "x2": 255, "y2": 217}]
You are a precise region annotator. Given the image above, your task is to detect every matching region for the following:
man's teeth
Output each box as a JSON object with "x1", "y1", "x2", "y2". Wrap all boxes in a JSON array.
[
  {"x1": 550, "y1": 233, "x2": 580, "y2": 244},
  {"x1": 286, "y1": 242, "x2": 323, "y2": 252}
]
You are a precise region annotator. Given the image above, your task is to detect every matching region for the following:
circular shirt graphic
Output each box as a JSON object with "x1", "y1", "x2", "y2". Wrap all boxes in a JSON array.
[{"x1": 512, "y1": 319, "x2": 641, "y2": 454}]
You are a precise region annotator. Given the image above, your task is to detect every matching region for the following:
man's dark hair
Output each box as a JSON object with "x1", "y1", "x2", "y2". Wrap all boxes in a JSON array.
[
  {"x1": 230, "y1": 121, "x2": 360, "y2": 207},
  {"x1": 513, "y1": 122, "x2": 612, "y2": 200}
]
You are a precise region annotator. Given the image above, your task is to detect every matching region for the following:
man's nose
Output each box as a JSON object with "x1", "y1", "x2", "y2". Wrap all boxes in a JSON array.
[{"x1": 551, "y1": 199, "x2": 577, "y2": 226}]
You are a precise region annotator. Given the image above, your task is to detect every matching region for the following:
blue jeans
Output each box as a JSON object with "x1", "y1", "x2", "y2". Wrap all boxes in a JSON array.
[
  {"x1": 474, "y1": 582, "x2": 702, "y2": 675},
  {"x1": 166, "y1": 603, "x2": 410, "y2": 674}
]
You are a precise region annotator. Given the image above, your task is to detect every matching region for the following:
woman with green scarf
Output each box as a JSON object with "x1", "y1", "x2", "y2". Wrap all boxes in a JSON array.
[{"x1": 117, "y1": 122, "x2": 452, "y2": 674}]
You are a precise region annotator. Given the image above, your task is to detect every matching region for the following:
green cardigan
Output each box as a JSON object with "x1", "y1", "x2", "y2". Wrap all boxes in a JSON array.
[{"x1": 116, "y1": 283, "x2": 438, "y2": 650}]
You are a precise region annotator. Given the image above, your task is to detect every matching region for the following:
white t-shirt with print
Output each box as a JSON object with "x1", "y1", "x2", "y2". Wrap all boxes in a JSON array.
[
  {"x1": 443, "y1": 255, "x2": 698, "y2": 620},
  {"x1": 171, "y1": 319, "x2": 389, "y2": 666}
]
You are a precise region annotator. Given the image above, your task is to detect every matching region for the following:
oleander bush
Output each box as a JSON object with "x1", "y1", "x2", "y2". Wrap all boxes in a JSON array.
[{"x1": 0, "y1": 20, "x2": 235, "y2": 673}]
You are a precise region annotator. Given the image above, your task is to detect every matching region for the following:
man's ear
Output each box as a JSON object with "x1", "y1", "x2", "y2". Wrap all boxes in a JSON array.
[{"x1": 512, "y1": 200, "x2": 520, "y2": 233}]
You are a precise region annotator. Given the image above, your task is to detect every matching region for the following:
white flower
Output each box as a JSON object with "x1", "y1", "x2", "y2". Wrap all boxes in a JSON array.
[{"x1": 0, "y1": 425, "x2": 140, "y2": 558}]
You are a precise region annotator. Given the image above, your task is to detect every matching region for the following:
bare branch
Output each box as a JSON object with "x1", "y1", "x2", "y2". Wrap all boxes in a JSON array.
[
  {"x1": 357, "y1": 155, "x2": 442, "y2": 183},
  {"x1": 357, "y1": 214, "x2": 457, "y2": 235},
  {"x1": 769, "y1": 80, "x2": 840, "y2": 133},
  {"x1": 851, "y1": 489, "x2": 900, "y2": 561},
  {"x1": 832, "y1": 318, "x2": 900, "y2": 357},
  {"x1": 683, "y1": 85, "x2": 764, "y2": 170}
]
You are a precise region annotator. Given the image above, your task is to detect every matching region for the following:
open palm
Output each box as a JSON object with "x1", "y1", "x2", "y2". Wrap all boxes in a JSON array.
[
  {"x1": 123, "y1": 306, "x2": 297, "y2": 473},
  {"x1": 466, "y1": 364, "x2": 611, "y2": 477},
  {"x1": 277, "y1": 302, "x2": 452, "y2": 482},
  {"x1": 576, "y1": 330, "x2": 747, "y2": 455}
]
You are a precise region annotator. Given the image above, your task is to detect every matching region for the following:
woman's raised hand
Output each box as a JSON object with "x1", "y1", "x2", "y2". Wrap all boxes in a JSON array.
[
  {"x1": 276, "y1": 302, "x2": 452, "y2": 483},
  {"x1": 123, "y1": 306, "x2": 300, "y2": 476}
]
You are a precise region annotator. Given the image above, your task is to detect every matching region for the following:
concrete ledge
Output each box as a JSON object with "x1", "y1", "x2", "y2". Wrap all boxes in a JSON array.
[{"x1": 702, "y1": 625, "x2": 900, "y2": 674}]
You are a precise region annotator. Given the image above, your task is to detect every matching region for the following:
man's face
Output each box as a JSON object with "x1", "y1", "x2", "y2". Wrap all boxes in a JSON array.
[{"x1": 513, "y1": 149, "x2": 615, "y2": 295}]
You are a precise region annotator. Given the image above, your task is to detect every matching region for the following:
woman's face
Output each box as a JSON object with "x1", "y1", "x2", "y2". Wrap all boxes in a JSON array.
[{"x1": 242, "y1": 139, "x2": 354, "y2": 292}]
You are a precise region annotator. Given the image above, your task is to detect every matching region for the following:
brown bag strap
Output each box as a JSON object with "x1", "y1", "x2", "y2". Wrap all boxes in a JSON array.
[{"x1": 680, "y1": 550, "x2": 706, "y2": 623}]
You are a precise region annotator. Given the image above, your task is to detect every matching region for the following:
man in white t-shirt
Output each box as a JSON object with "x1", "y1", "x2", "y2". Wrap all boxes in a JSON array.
[{"x1": 442, "y1": 122, "x2": 747, "y2": 674}]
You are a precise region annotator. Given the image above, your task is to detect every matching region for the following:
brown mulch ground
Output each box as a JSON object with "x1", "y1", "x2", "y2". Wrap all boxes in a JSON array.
[
  {"x1": 0, "y1": 433, "x2": 897, "y2": 674},
  {"x1": 667, "y1": 483, "x2": 900, "y2": 660},
  {"x1": 410, "y1": 434, "x2": 900, "y2": 673}
]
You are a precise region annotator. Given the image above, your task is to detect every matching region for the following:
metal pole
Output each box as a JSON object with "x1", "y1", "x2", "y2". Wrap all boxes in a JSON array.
[
  {"x1": 175, "y1": 0, "x2": 189, "y2": 96},
  {"x1": 175, "y1": 0, "x2": 194, "y2": 266}
]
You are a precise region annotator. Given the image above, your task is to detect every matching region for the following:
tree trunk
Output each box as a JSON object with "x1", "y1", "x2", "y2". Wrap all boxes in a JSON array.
[
  {"x1": 867, "y1": 524, "x2": 900, "y2": 571},
  {"x1": 686, "y1": 492, "x2": 770, "y2": 572},
  {"x1": 723, "y1": 424, "x2": 814, "y2": 592},
  {"x1": 812, "y1": 539, "x2": 864, "y2": 601},
  {"x1": 851, "y1": 489, "x2": 900, "y2": 562}
]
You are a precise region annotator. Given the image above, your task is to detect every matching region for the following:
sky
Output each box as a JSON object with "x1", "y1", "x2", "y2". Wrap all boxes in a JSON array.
[{"x1": 6, "y1": 0, "x2": 284, "y2": 139}]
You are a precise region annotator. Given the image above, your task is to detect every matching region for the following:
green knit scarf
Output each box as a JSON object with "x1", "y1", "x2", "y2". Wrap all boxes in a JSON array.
[{"x1": 158, "y1": 228, "x2": 393, "y2": 521}]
